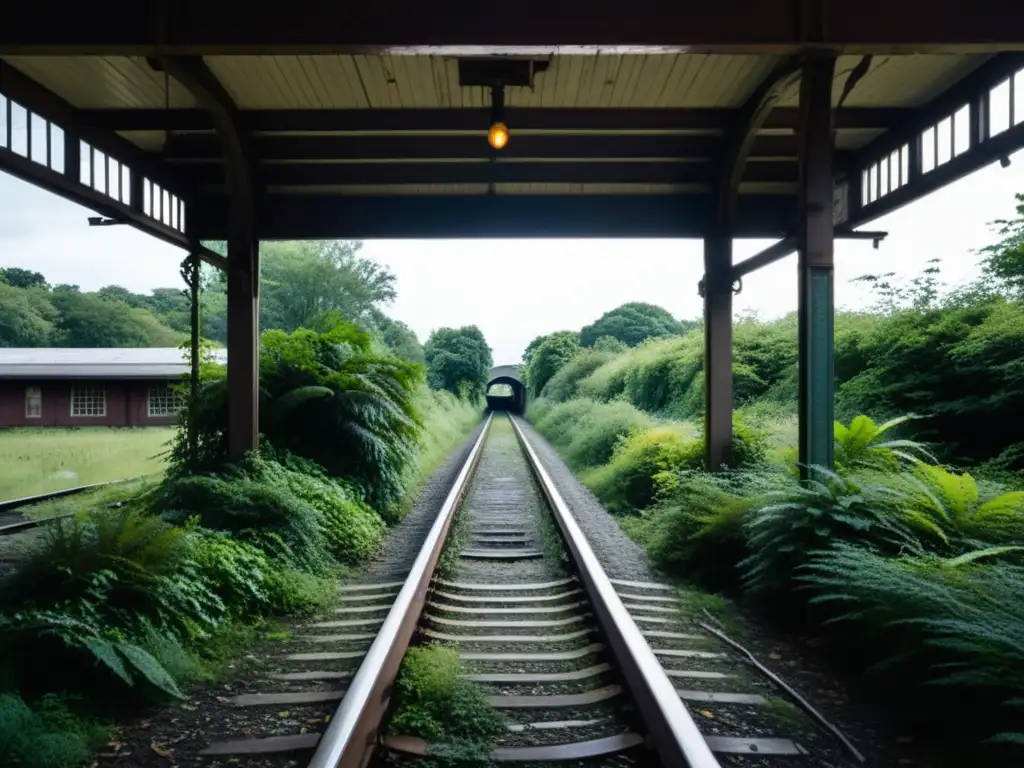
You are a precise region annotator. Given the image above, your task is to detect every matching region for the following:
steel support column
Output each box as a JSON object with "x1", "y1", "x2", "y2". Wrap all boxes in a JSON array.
[
  {"x1": 703, "y1": 235, "x2": 733, "y2": 471},
  {"x1": 797, "y1": 56, "x2": 837, "y2": 475},
  {"x1": 161, "y1": 56, "x2": 258, "y2": 459}
]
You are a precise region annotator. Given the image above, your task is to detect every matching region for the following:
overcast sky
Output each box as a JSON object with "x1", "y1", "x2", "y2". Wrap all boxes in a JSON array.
[{"x1": 2, "y1": 149, "x2": 1024, "y2": 364}]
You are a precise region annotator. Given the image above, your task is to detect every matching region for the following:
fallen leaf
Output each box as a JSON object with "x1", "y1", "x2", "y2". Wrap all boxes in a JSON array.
[
  {"x1": 278, "y1": 711, "x2": 291, "y2": 717},
  {"x1": 768, "y1": 652, "x2": 782, "y2": 660},
  {"x1": 151, "y1": 743, "x2": 172, "y2": 758},
  {"x1": 699, "y1": 710, "x2": 714, "y2": 719}
]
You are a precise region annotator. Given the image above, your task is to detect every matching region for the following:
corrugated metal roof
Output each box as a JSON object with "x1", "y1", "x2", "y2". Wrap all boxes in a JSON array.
[{"x1": 0, "y1": 348, "x2": 226, "y2": 379}]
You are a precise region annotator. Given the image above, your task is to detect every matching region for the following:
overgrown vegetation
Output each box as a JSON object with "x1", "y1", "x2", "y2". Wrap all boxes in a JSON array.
[
  {"x1": 388, "y1": 645, "x2": 504, "y2": 766},
  {"x1": 524, "y1": 200, "x2": 1024, "y2": 763},
  {"x1": 0, "y1": 283, "x2": 486, "y2": 763}
]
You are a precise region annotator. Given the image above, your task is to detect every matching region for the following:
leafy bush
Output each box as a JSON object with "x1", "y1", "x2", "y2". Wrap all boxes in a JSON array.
[
  {"x1": 156, "y1": 471, "x2": 331, "y2": 573},
  {"x1": 541, "y1": 349, "x2": 612, "y2": 402},
  {"x1": 389, "y1": 645, "x2": 504, "y2": 763},
  {"x1": 582, "y1": 425, "x2": 702, "y2": 514},
  {"x1": 0, "y1": 508, "x2": 214, "y2": 701},
  {"x1": 531, "y1": 397, "x2": 654, "y2": 470},
  {"x1": 621, "y1": 471, "x2": 762, "y2": 590},
  {"x1": 175, "y1": 321, "x2": 424, "y2": 511},
  {"x1": 186, "y1": 531, "x2": 271, "y2": 616},
  {"x1": 0, "y1": 694, "x2": 106, "y2": 768},
  {"x1": 526, "y1": 336, "x2": 580, "y2": 397}
]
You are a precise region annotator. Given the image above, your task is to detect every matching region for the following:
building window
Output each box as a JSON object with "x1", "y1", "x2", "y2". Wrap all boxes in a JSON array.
[
  {"x1": 148, "y1": 384, "x2": 184, "y2": 417},
  {"x1": 25, "y1": 386, "x2": 42, "y2": 418},
  {"x1": 70, "y1": 384, "x2": 106, "y2": 417}
]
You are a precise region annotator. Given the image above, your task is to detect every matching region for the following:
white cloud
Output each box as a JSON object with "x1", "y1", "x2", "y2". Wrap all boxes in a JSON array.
[{"x1": 2, "y1": 147, "x2": 1023, "y2": 364}]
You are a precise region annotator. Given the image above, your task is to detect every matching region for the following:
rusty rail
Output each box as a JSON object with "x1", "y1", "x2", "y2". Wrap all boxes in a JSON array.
[
  {"x1": 307, "y1": 412, "x2": 494, "y2": 768},
  {"x1": 508, "y1": 415, "x2": 721, "y2": 768},
  {"x1": 0, "y1": 480, "x2": 123, "y2": 535}
]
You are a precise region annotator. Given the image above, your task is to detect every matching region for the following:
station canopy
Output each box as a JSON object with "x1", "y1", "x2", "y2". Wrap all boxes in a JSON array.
[{"x1": 2, "y1": 6, "x2": 1024, "y2": 241}]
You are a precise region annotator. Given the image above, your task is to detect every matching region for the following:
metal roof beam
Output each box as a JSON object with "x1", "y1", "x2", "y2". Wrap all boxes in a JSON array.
[
  {"x1": 161, "y1": 133, "x2": 805, "y2": 162},
  {"x1": 718, "y1": 56, "x2": 803, "y2": 227},
  {"x1": 188, "y1": 193, "x2": 796, "y2": 241},
  {"x1": 181, "y1": 159, "x2": 800, "y2": 188},
  {"x1": 4, "y1": 1, "x2": 1024, "y2": 54},
  {"x1": 85, "y1": 107, "x2": 910, "y2": 133}
]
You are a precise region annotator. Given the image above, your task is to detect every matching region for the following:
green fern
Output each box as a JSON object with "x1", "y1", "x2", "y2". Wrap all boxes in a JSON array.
[
  {"x1": 801, "y1": 544, "x2": 1024, "y2": 747},
  {"x1": 834, "y1": 414, "x2": 935, "y2": 472},
  {"x1": 171, "y1": 320, "x2": 425, "y2": 512},
  {"x1": 896, "y1": 464, "x2": 1024, "y2": 546},
  {"x1": 740, "y1": 466, "x2": 921, "y2": 596}
]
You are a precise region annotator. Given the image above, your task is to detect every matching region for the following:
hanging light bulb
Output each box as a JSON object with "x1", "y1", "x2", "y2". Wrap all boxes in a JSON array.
[{"x1": 488, "y1": 122, "x2": 510, "y2": 149}]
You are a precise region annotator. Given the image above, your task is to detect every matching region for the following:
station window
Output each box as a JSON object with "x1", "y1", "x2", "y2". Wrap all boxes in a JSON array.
[
  {"x1": 148, "y1": 384, "x2": 183, "y2": 417},
  {"x1": 70, "y1": 384, "x2": 106, "y2": 417},
  {"x1": 25, "y1": 386, "x2": 42, "y2": 418}
]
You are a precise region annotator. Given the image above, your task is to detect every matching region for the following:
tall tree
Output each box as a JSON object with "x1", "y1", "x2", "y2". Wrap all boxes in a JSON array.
[
  {"x1": 369, "y1": 310, "x2": 424, "y2": 364},
  {"x1": 50, "y1": 288, "x2": 183, "y2": 347},
  {"x1": 0, "y1": 267, "x2": 47, "y2": 289},
  {"x1": 525, "y1": 332, "x2": 580, "y2": 395},
  {"x1": 423, "y1": 326, "x2": 493, "y2": 398},
  {"x1": 260, "y1": 241, "x2": 396, "y2": 332},
  {"x1": 979, "y1": 192, "x2": 1024, "y2": 299},
  {"x1": 579, "y1": 302, "x2": 684, "y2": 347},
  {"x1": 0, "y1": 282, "x2": 55, "y2": 346}
]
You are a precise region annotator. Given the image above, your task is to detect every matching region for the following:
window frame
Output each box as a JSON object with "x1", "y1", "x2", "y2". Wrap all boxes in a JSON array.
[
  {"x1": 147, "y1": 382, "x2": 183, "y2": 418},
  {"x1": 70, "y1": 383, "x2": 106, "y2": 418},
  {"x1": 24, "y1": 386, "x2": 42, "y2": 419}
]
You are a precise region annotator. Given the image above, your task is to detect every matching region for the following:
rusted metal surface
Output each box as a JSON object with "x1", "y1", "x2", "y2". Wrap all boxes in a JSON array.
[
  {"x1": 306, "y1": 412, "x2": 493, "y2": 768},
  {"x1": 508, "y1": 415, "x2": 721, "y2": 768}
]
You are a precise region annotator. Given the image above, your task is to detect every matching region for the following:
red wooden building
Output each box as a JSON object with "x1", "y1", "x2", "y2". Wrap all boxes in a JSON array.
[{"x1": 0, "y1": 348, "x2": 216, "y2": 428}]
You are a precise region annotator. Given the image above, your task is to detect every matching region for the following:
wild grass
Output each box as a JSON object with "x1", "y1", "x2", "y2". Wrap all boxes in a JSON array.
[
  {"x1": 410, "y1": 388, "x2": 483, "y2": 486},
  {"x1": 0, "y1": 427, "x2": 172, "y2": 501}
]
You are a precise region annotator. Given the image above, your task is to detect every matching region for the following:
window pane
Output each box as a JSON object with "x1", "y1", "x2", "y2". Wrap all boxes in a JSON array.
[
  {"x1": 148, "y1": 384, "x2": 184, "y2": 417},
  {"x1": 71, "y1": 384, "x2": 106, "y2": 417},
  {"x1": 25, "y1": 386, "x2": 42, "y2": 418}
]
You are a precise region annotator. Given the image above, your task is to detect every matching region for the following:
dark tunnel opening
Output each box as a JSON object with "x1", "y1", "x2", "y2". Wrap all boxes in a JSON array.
[{"x1": 485, "y1": 376, "x2": 526, "y2": 415}]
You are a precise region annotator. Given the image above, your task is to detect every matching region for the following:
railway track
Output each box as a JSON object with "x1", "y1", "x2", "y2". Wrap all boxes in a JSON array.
[
  {"x1": 196, "y1": 413, "x2": 827, "y2": 768},
  {"x1": 0, "y1": 481, "x2": 116, "y2": 535}
]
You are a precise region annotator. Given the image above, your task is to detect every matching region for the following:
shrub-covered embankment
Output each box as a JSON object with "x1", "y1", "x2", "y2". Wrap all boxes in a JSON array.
[
  {"x1": 0, "y1": 321, "x2": 481, "y2": 768},
  {"x1": 526, "y1": 310, "x2": 1024, "y2": 762}
]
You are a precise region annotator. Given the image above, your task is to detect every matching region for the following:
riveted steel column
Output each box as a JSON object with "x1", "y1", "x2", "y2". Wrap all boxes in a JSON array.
[
  {"x1": 703, "y1": 234, "x2": 733, "y2": 471},
  {"x1": 797, "y1": 55, "x2": 837, "y2": 476}
]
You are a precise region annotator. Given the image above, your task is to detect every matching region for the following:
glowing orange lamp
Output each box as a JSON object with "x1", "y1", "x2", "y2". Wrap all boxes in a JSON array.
[{"x1": 488, "y1": 122, "x2": 510, "y2": 150}]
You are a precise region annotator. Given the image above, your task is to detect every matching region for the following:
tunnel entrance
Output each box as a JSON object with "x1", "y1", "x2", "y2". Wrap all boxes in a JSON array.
[{"x1": 486, "y1": 365, "x2": 526, "y2": 415}]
